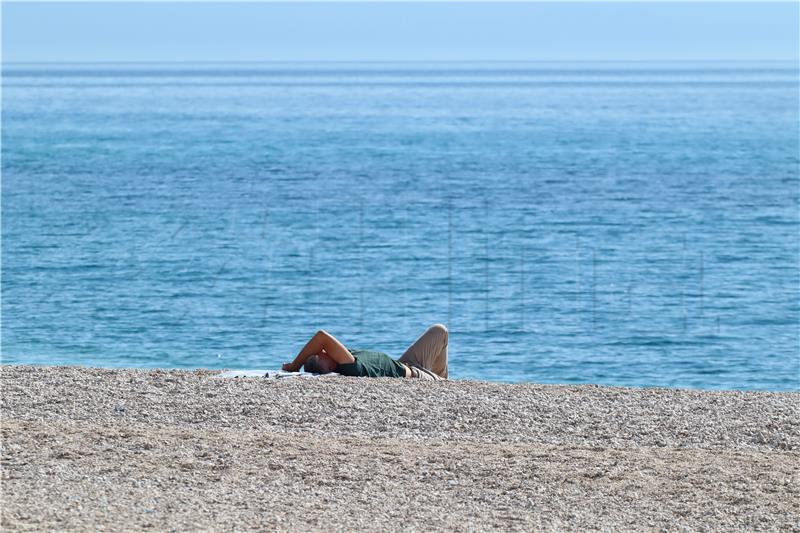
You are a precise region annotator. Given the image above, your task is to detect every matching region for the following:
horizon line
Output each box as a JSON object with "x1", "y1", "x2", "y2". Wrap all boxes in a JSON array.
[
  {"x1": 3, "y1": 59, "x2": 798, "y2": 64},
  {"x1": 5, "y1": 0, "x2": 799, "y2": 3}
]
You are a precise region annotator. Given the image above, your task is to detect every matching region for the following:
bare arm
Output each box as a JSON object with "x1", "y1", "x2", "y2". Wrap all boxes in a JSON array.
[{"x1": 282, "y1": 330, "x2": 356, "y2": 372}]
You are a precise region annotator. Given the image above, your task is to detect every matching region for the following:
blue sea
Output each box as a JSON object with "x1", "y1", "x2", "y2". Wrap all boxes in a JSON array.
[{"x1": 2, "y1": 61, "x2": 798, "y2": 390}]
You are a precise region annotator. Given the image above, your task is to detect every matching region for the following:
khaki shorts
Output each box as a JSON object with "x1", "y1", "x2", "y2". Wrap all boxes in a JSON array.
[
  {"x1": 409, "y1": 365, "x2": 444, "y2": 381},
  {"x1": 399, "y1": 324, "x2": 449, "y2": 380}
]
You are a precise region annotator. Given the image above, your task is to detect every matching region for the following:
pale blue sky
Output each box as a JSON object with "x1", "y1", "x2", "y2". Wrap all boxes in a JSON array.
[{"x1": 3, "y1": 2, "x2": 798, "y2": 62}]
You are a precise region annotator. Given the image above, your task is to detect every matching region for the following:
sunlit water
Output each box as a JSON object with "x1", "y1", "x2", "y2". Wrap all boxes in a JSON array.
[{"x1": 3, "y1": 61, "x2": 799, "y2": 390}]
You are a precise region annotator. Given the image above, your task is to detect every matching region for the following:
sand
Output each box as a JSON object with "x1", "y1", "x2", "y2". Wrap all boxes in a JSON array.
[{"x1": 1, "y1": 365, "x2": 798, "y2": 531}]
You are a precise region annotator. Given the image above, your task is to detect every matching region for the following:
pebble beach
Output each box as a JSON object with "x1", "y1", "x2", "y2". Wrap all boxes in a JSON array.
[{"x1": 1, "y1": 365, "x2": 798, "y2": 531}]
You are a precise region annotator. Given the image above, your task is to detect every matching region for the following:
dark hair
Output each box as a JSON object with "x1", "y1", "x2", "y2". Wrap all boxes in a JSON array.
[{"x1": 304, "y1": 355, "x2": 330, "y2": 374}]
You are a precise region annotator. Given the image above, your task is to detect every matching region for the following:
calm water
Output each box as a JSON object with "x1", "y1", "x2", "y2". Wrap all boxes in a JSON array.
[{"x1": 2, "y1": 61, "x2": 799, "y2": 390}]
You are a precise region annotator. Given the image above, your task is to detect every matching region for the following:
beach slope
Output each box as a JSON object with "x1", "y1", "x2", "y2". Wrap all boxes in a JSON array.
[{"x1": 1, "y1": 366, "x2": 798, "y2": 531}]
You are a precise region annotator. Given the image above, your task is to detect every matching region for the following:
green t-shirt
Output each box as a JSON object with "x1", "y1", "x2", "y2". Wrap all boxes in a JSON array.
[{"x1": 336, "y1": 348, "x2": 406, "y2": 378}]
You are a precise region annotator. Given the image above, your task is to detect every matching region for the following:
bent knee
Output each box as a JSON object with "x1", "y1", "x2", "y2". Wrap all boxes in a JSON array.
[{"x1": 430, "y1": 323, "x2": 448, "y2": 338}]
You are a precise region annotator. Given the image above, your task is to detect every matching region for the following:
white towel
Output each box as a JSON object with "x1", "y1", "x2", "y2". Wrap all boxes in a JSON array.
[{"x1": 212, "y1": 369, "x2": 340, "y2": 379}]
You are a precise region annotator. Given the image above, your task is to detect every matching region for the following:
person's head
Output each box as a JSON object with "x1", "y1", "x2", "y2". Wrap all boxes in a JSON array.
[{"x1": 304, "y1": 353, "x2": 338, "y2": 374}]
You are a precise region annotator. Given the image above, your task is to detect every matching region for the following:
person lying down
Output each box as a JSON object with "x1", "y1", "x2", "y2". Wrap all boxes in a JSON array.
[{"x1": 282, "y1": 324, "x2": 448, "y2": 381}]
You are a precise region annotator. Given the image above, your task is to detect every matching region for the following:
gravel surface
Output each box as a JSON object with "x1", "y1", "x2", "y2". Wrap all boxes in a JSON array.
[{"x1": 1, "y1": 365, "x2": 798, "y2": 531}]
